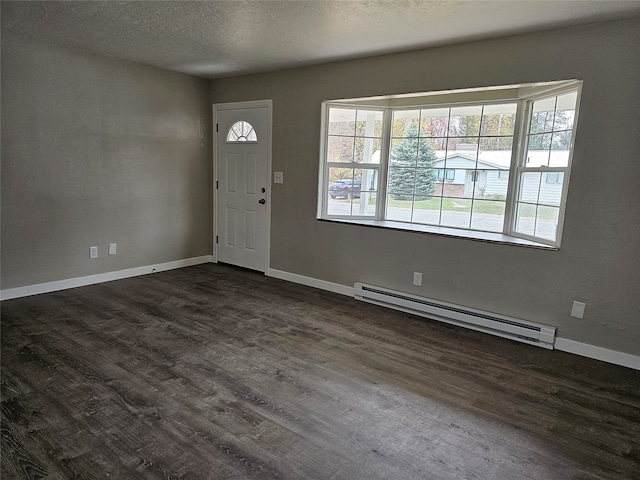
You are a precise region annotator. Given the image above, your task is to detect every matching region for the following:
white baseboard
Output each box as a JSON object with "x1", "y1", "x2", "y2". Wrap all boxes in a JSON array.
[
  {"x1": 266, "y1": 268, "x2": 354, "y2": 297},
  {"x1": 0, "y1": 255, "x2": 214, "y2": 301},
  {"x1": 4, "y1": 261, "x2": 638, "y2": 371},
  {"x1": 268, "y1": 268, "x2": 639, "y2": 371},
  {"x1": 554, "y1": 337, "x2": 640, "y2": 370}
]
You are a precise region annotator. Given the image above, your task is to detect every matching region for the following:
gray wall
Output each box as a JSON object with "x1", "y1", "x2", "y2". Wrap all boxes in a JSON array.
[
  {"x1": 210, "y1": 18, "x2": 640, "y2": 355},
  {"x1": 2, "y1": 19, "x2": 639, "y2": 356},
  {"x1": 1, "y1": 31, "x2": 211, "y2": 289}
]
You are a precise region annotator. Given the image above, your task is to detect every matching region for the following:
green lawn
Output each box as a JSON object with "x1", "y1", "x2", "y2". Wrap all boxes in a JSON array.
[
  {"x1": 387, "y1": 197, "x2": 506, "y2": 215},
  {"x1": 345, "y1": 195, "x2": 557, "y2": 219}
]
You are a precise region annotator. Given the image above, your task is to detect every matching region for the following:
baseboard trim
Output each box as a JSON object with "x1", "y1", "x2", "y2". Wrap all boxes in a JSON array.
[
  {"x1": 266, "y1": 268, "x2": 354, "y2": 297},
  {"x1": 268, "y1": 268, "x2": 639, "y2": 371},
  {"x1": 554, "y1": 337, "x2": 640, "y2": 370},
  {"x1": 4, "y1": 262, "x2": 638, "y2": 371},
  {"x1": 0, "y1": 255, "x2": 214, "y2": 301}
]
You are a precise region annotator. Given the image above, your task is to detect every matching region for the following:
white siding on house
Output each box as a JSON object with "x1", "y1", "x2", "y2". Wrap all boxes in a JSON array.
[
  {"x1": 519, "y1": 172, "x2": 563, "y2": 205},
  {"x1": 452, "y1": 169, "x2": 466, "y2": 185},
  {"x1": 439, "y1": 155, "x2": 476, "y2": 169},
  {"x1": 432, "y1": 151, "x2": 565, "y2": 202},
  {"x1": 435, "y1": 154, "x2": 510, "y2": 198},
  {"x1": 484, "y1": 171, "x2": 509, "y2": 198}
]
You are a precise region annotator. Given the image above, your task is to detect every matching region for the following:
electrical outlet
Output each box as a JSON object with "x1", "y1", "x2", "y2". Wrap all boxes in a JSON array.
[
  {"x1": 571, "y1": 301, "x2": 586, "y2": 319},
  {"x1": 109, "y1": 243, "x2": 117, "y2": 255},
  {"x1": 413, "y1": 272, "x2": 423, "y2": 286},
  {"x1": 89, "y1": 246, "x2": 98, "y2": 259},
  {"x1": 274, "y1": 171, "x2": 284, "y2": 184}
]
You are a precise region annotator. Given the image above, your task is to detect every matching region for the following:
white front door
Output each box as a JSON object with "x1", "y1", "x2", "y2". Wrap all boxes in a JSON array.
[
  {"x1": 215, "y1": 102, "x2": 271, "y2": 272},
  {"x1": 464, "y1": 170, "x2": 487, "y2": 197}
]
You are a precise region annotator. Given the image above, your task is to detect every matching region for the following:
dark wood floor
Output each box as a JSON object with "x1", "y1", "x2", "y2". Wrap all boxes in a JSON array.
[{"x1": 2, "y1": 264, "x2": 639, "y2": 480}]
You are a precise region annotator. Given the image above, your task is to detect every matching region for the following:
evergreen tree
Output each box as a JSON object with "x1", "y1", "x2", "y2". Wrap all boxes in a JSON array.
[{"x1": 388, "y1": 124, "x2": 437, "y2": 201}]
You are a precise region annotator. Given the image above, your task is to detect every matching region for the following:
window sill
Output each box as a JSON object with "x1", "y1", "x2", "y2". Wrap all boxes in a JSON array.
[{"x1": 319, "y1": 218, "x2": 558, "y2": 250}]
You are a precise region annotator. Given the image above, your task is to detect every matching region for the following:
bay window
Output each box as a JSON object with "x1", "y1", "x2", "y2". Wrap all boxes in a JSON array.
[{"x1": 317, "y1": 81, "x2": 582, "y2": 248}]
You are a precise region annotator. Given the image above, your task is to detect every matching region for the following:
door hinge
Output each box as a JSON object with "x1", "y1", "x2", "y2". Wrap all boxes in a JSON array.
[
  {"x1": 216, "y1": 181, "x2": 219, "y2": 189},
  {"x1": 216, "y1": 235, "x2": 219, "y2": 244},
  {"x1": 216, "y1": 123, "x2": 219, "y2": 133}
]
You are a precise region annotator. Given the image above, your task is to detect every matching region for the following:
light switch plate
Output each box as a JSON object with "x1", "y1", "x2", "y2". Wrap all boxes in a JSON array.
[{"x1": 109, "y1": 243, "x2": 117, "y2": 255}]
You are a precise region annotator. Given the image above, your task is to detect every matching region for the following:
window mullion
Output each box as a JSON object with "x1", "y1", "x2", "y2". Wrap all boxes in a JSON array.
[
  {"x1": 519, "y1": 166, "x2": 568, "y2": 173},
  {"x1": 377, "y1": 108, "x2": 393, "y2": 220},
  {"x1": 319, "y1": 103, "x2": 330, "y2": 218},
  {"x1": 504, "y1": 99, "x2": 529, "y2": 236}
]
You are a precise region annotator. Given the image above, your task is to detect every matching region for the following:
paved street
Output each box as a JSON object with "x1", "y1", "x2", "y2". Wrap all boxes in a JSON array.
[{"x1": 327, "y1": 198, "x2": 556, "y2": 240}]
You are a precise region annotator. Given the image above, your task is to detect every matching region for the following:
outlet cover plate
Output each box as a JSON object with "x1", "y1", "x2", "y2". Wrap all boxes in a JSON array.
[
  {"x1": 109, "y1": 243, "x2": 117, "y2": 255},
  {"x1": 90, "y1": 246, "x2": 98, "y2": 259},
  {"x1": 571, "y1": 301, "x2": 586, "y2": 319}
]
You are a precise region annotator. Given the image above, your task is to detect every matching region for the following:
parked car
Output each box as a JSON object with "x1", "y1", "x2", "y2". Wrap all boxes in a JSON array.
[{"x1": 329, "y1": 179, "x2": 361, "y2": 199}]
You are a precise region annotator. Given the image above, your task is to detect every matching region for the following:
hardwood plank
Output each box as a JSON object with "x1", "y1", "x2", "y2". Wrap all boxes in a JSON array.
[{"x1": 2, "y1": 263, "x2": 639, "y2": 479}]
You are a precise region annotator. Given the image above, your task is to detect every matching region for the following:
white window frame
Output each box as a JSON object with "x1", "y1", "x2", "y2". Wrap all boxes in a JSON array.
[
  {"x1": 226, "y1": 120, "x2": 258, "y2": 143},
  {"x1": 507, "y1": 86, "x2": 581, "y2": 247},
  {"x1": 317, "y1": 81, "x2": 582, "y2": 249}
]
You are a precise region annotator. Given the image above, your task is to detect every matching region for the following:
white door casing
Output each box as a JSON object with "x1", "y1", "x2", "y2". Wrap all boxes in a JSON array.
[{"x1": 214, "y1": 101, "x2": 271, "y2": 272}]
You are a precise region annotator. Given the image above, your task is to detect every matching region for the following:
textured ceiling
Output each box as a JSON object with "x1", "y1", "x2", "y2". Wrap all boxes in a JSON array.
[{"x1": 2, "y1": 1, "x2": 640, "y2": 79}]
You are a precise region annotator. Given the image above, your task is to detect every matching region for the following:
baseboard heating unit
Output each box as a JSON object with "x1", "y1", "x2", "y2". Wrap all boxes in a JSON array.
[{"x1": 354, "y1": 283, "x2": 556, "y2": 349}]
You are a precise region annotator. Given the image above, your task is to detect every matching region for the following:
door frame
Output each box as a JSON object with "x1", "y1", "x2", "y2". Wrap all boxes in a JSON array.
[{"x1": 212, "y1": 99, "x2": 273, "y2": 272}]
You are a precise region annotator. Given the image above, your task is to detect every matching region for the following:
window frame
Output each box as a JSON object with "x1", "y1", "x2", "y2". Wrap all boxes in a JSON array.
[
  {"x1": 507, "y1": 87, "x2": 581, "y2": 247},
  {"x1": 226, "y1": 120, "x2": 258, "y2": 143},
  {"x1": 437, "y1": 169, "x2": 456, "y2": 181},
  {"x1": 318, "y1": 81, "x2": 582, "y2": 249}
]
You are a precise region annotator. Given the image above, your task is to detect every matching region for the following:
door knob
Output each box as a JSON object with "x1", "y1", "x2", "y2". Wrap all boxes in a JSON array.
[{"x1": 258, "y1": 199, "x2": 266, "y2": 204}]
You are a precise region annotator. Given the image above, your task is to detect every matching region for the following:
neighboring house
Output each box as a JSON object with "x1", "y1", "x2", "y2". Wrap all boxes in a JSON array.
[
  {"x1": 433, "y1": 150, "x2": 564, "y2": 205},
  {"x1": 433, "y1": 151, "x2": 509, "y2": 198}
]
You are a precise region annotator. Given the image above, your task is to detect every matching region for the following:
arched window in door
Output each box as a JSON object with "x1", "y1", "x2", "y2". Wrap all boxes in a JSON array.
[{"x1": 227, "y1": 121, "x2": 258, "y2": 142}]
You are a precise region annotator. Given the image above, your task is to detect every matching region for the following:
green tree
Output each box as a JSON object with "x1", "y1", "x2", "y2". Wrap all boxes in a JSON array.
[{"x1": 388, "y1": 124, "x2": 437, "y2": 201}]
